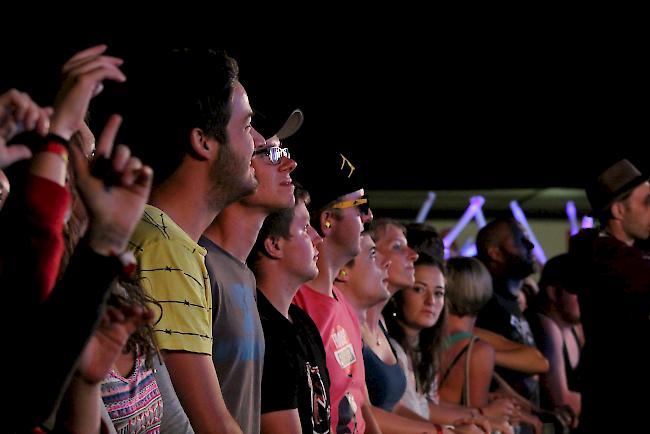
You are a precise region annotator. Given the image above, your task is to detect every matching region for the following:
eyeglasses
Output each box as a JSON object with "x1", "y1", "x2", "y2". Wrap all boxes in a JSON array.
[
  {"x1": 331, "y1": 196, "x2": 370, "y2": 216},
  {"x1": 253, "y1": 145, "x2": 290, "y2": 165}
]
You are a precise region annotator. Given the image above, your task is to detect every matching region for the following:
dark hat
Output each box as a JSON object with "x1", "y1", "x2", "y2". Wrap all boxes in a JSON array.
[
  {"x1": 254, "y1": 108, "x2": 304, "y2": 140},
  {"x1": 586, "y1": 159, "x2": 648, "y2": 214},
  {"x1": 295, "y1": 150, "x2": 365, "y2": 214}
]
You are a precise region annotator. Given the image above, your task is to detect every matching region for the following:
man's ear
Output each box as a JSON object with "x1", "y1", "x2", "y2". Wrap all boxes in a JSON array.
[
  {"x1": 320, "y1": 210, "x2": 334, "y2": 234},
  {"x1": 487, "y1": 245, "x2": 503, "y2": 263},
  {"x1": 611, "y1": 201, "x2": 625, "y2": 220},
  {"x1": 263, "y1": 236, "x2": 283, "y2": 260},
  {"x1": 335, "y1": 268, "x2": 350, "y2": 283},
  {"x1": 189, "y1": 128, "x2": 212, "y2": 160}
]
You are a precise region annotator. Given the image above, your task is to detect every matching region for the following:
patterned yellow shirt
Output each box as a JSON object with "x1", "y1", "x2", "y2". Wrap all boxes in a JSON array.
[{"x1": 130, "y1": 204, "x2": 212, "y2": 355}]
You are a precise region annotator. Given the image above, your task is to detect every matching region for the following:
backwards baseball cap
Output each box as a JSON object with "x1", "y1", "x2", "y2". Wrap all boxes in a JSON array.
[
  {"x1": 296, "y1": 150, "x2": 366, "y2": 214},
  {"x1": 586, "y1": 159, "x2": 648, "y2": 214},
  {"x1": 254, "y1": 108, "x2": 304, "y2": 140}
]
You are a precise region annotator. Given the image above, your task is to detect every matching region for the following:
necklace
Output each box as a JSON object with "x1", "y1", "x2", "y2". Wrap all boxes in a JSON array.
[{"x1": 363, "y1": 325, "x2": 382, "y2": 346}]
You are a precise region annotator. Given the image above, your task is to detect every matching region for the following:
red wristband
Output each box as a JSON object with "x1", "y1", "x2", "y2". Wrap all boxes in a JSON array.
[
  {"x1": 433, "y1": 423, "x2": 443, "y2": 434},
  {"x1": 40, "y1": 142, "x2": 69, "y2": 163}
]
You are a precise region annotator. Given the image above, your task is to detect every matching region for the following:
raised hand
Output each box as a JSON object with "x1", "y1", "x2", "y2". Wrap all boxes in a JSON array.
[
  {"x1": 77, "y1": 303, "x2": 154, "y2": 384},
  {"x1": 55, "y1": 300, "x2": 152, "y2": 434},
  {"x1": 50, "y1": 44, "x2": 126, "y2": 141},
  {"x1": 0, "y1": 89, "x2": 51, "y2": 169},
  {"x1": 482, "y1": 397, "x2": 516, "y2": 420},
  {"x1": 69, "y1": 115, "x2": 153, "y2": 255}
]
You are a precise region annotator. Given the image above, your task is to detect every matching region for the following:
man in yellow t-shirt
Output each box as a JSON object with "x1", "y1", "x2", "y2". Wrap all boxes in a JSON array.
[
  {"x1": 125, "y1": 48, "x2": 260, "y2": 434},
  {"x1": 131, "y1": 205, "x2": 211, "y2": 354}
]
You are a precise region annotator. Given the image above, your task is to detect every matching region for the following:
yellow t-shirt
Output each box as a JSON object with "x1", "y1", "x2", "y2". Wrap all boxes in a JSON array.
[{"x1": 130, "y1": 204, "x2": 212, "y2": 355}]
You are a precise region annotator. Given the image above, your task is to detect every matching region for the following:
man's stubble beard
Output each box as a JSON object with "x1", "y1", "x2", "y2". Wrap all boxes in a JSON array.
[{"x1": 208, "y1": 142, "x2": 258, "y2": 211}]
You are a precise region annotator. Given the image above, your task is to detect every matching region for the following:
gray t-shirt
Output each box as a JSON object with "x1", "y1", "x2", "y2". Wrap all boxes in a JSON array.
[
  {"x1": 200, "y1": 236, "x2": 265, "y2": 434},
  {"x1": 153, "y1": 358, "x2": 195, "y2": 433}
]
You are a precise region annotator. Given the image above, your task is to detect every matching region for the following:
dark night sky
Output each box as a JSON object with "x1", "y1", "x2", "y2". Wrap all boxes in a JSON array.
[{"x1": 1, "y1": 28, "x2": 647, "y2": 192}]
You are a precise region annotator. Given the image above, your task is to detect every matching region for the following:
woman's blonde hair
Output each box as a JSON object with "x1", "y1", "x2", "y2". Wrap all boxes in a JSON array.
[{"x1": 445, "y1": 256, "x2": 492, "y2": 317}]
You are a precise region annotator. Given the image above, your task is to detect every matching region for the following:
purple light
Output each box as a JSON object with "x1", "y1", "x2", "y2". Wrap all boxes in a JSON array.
[
  {"x1": 459, "y1": 237, "x2": 477, "y2": 257},
  {"x1": 510, "y1": 200, "x2": 547, "y2": 265},
  {"x1": 443, "y1": 196, "x2": 485, "y2": 250},
  {"x1": 581, "y1": 216, "x2": 594, "y2": 229},
  {"x1": 566, "y1": 201, "x2": 579, "y2": 236},
  {"x1": 473, "y1": 195, "x2": 487, "y2": 229},
  {"x1": 415, "y1": 191, "x2": 436, "y2": 223}
]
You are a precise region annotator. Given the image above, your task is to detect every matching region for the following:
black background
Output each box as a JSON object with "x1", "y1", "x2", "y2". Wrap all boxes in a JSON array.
[{"x1": 1, "y1": 26, "x2": 646, "y2": 192}]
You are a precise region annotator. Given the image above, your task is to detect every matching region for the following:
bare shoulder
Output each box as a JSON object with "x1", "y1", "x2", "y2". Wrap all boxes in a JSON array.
[
  {"x1": 471, "y1": 339, "x2": 495, "y2": 363},
  {"x1": 536, "y1": 313, "x2": 562, "y2": 342}
]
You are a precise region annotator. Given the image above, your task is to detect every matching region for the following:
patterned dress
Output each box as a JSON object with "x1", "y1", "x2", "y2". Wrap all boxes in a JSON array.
[{"x1": 101, "y1": 355, "x2": 163, "y2": 433}]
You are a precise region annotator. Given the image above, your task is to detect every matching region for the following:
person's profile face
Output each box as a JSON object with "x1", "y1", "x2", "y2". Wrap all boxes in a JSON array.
[
  {"x1": 283, "y1": 201, "x2": 321, "y2": 282},
  {"x1": 214, "y1": 81, "x2": 259, "y2": 203},
  {"x1": 245, "y1": 133, "x2": 297, "y2": 211},
  {"x1": 621, "y1": 181, "x2": 650, "y2": 241},
  {"x1": 374, "y1": 224, "x2": 418, "y2": 294},
  {"x1": 345, "y1": 234, "x2": 390, "y2": 307}
]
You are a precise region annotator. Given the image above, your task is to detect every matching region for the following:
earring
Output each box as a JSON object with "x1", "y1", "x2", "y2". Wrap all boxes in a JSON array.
[
  {"x1": 339, "y1": 270, "x2": 347, "y2": 277},
  {"x1": 390, "y1": 298, "x2": 398, "y2": 317},
  {"x1": 325, "y1": 221, "x2": 331, "y2": 229}
]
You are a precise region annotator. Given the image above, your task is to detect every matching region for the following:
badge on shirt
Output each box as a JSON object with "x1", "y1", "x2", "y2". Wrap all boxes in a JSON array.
[
  {"x1": 331, "y1": 325, "x2": 356, "y2": 369},
  {"x1": 334, "y1": 343, "x2": 356, "y2": 369}
]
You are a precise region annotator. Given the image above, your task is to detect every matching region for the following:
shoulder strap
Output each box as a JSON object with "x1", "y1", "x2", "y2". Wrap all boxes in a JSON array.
[
  {"x1": 462, "y1": 336, "x2": 479, "y2": 407},
  {"x1": 379, "y1": 322, "x2": 400, "y2": 359},
  {"x1": 571, "y1": 325, "x2": 583, "y2": 349},
  {"x1": 440, "y1": 342, "x2": 471, "y2": 387}
]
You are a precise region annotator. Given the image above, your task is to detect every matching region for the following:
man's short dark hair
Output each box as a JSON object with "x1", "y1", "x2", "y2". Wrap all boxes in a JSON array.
[
  {"x1": 123, "y1": 48, "x2": 239, "y2": 185},
  {"x1": 476, "y1": 217, "x2": 516, "y2": 262},
  {"x1": 406, "y1": 222, "x2": 444, "y2": 264},
  {"x1": 248, "y1": 184, "x2": 310, "y2": 272}
]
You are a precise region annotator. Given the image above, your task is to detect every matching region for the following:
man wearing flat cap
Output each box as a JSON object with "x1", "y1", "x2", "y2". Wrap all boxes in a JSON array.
[
  {"x1": 293, "y1": 150, "x2": 380, "y2": 434},
  {"x1": 569, "y1": 159, "x2": 650, "y2": 433}
]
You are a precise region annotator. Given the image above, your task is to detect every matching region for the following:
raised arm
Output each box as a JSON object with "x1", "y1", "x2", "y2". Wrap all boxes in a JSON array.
[
  {"x1": 56, "y1": 304, "x2": 153, "y2": 433},
  {"x1": 473, "y1": 327, "x2": 549, "y2": 374},
  {"x1": 535, "y1": 315, "x2": 581, "y2": 418}
]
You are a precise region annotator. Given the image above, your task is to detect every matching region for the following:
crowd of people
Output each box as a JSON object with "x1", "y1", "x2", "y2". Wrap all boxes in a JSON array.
[{"x1": 1, "y1": 45, "x2": 648, "y2": 434}]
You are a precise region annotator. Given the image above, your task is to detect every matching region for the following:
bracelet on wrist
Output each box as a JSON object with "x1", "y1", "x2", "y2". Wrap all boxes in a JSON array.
[
  {"x1": 39, "y1": 142, "x2": 68, "y2": 163},
  {"x1": 44, "y1": 132, "x2": 70, "y2": 148}
]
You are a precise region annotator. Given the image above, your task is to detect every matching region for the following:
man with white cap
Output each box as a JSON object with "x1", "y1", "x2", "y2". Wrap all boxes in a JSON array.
[
  {"x1": 200, "y1": 109, "x2": 303, "y2": 434},
  {"x1": 569, "y1": 158, "x2": 650, "y2": 433}
]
